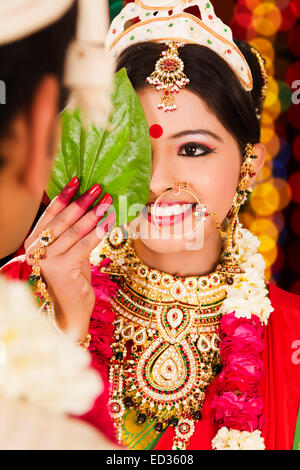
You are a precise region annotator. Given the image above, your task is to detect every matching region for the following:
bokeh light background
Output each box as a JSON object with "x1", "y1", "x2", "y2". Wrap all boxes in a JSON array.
[
  {"x1": 110, "y1": 0, "x2": 300, "y2": 293},
  {"x1": 229, "y1": 0, "x2": 300, "y2": 294}
]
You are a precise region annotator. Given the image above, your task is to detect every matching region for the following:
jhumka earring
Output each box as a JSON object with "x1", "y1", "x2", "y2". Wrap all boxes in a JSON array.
[
  {"x1": 216, "y1": 143, "x2": 257, "y2": 275},
  {"x1": 153, "y1": 182, "x2": 208, "y2": 238}
]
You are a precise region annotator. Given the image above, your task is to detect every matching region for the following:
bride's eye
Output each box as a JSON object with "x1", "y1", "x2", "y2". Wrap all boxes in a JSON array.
[{"x1": 178, "y1": 143, "x2": 215, "y2": 157}]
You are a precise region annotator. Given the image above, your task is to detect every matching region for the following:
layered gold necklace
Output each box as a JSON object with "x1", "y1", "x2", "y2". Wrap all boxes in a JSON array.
[{"x1": 100, "y1": 227, "x2": 232, "y2": 450}]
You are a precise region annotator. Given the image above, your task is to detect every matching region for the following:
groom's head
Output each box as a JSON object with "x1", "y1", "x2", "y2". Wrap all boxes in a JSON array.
[{"x1": 0, "y1": 1, "x2": 77, "y2": 258}]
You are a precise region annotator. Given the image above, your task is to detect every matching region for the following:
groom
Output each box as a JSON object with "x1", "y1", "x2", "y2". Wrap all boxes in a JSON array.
[{"x1": 0, "y1": 0, "x2": 77, "y2": 259}]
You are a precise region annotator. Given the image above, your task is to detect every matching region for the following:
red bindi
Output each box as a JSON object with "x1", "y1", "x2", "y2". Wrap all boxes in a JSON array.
[{"x1": 149, "y1": 124, "x2": 163, "y2": 139}]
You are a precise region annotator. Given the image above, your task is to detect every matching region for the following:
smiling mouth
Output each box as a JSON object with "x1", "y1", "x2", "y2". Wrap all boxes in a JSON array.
[{"x1": 145, "y1": 202, "x2": 197, "y2": 227}]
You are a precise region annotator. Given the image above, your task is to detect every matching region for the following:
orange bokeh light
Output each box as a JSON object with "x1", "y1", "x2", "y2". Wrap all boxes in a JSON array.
[{"x1": 253, "y1": 3, "x2": 282, "y2": 36}]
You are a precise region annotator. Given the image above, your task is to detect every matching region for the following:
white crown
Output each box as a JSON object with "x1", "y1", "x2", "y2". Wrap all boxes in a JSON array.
[{"x1": 105, "y1": 0, "x2": 253, "y2": 92}]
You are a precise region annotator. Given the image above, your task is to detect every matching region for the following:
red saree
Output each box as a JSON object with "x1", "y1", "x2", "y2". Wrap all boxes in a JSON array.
[{"x1": 2, "y1": 257, "x2": 300, "y2": 450}]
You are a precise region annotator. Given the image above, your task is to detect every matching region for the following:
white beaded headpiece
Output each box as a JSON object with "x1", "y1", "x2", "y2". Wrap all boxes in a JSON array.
[{"x1": 106, "y1": 0, "x2": 253, "y2": 93}]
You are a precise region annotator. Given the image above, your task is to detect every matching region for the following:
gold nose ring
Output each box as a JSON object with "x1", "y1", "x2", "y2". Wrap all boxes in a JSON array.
[
  {"x1": 172, "y1": 182, "x2": 188, "y2": 195},
  {"x1": 153, "y1": 183, "x2": 207, "y2": 238}
]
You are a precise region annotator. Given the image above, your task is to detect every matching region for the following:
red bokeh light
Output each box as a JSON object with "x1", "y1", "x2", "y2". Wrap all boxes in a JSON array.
[
  {"x1": 278, "y1": 2, "x2": 298, "y2": 31},
  {"x1": 285, "y1": 62, "x2": 300, "y2": 88},
  {"x1": 290, "y1": 0, "x2": 300, "y2": 17},
  {"x1": 288, "y1": 24, "x2": 300, "y2": 57},
  {"x1": 235, "y1": 12, "x2": 253, "y2": 29},
  {"x1": 230, "y1": 18, "x2": 256, "y2": 41},
  {"x1": 275, "y1": 0, "x2": 290, "y2": 10},
  {"x1": 276, "y1": 0, "x2": 290, "y2": 9}
]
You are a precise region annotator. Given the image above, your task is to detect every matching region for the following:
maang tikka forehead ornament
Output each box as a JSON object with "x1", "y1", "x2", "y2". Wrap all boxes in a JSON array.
[
  {"x1": 146, "y1": 41, "x2": 190, "y2": 112},
  {"x1": 106, "y1": 1, "x2": 254, "y2": 111}
]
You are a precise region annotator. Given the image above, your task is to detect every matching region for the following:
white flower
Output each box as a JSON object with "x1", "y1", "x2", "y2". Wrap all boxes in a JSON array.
[
  {"x1": 212, "y1": 227, "x2": 273, "y2": 450},
  {"x1": 212, "y1": 427, "x2": 265, "y2": 450},
  {"x1": 252, "y1": 296, "x2": 274, "y2": 325},
  {"x1": 242, "y1": 254, "x2": 266, "y2": 277},
  {"x1": 221, "y1": 276, "x2": 271, "y2": 321},
  {"x1": 229, "y1": 272, "x2": 266, "y2": 292},
  {"x1": 238, "y1": 226, "x2": 261, "y2": 257},
  {"x1": 0, "y1": 277, "x2": 102, "y2": 415},
  {"x1": 219, "y1": 226, "x2": 274, "y2": 324}
]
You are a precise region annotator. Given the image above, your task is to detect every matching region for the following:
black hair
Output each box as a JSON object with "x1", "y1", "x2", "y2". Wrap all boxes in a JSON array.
[
  {"x1": 116, "y1": 40, "x2": 266, "y2": 155},
  {"x1": 0, "y1": 1, "x2": 78, "y2": 141}
]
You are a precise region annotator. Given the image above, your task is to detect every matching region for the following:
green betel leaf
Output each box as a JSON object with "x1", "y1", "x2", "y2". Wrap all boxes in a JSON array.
[{"x1": 47, "y1": 68, "x2": 152, "y2": 224}]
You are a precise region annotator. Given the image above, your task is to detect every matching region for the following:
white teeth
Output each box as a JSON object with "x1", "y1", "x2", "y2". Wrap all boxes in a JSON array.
[
  {"x1": 173, "y1": 204, "x2": 182, "y2": 215},
  {"x1": 148, "y1": 204, "x2": 193, "y2": 217}
]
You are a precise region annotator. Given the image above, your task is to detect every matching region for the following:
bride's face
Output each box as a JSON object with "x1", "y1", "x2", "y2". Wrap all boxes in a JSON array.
[{"x1": 129, "y1": 87, "x2": 244, "y2": 254}]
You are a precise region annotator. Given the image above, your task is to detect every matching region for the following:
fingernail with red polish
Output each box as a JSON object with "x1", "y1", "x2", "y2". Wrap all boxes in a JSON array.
[
  {"x1": 88, "y1": 183, "x2": 102, "y2": 196},
  {"x1": 58, "y1": 176, "x2": 80, "y2": 204},
  {"x1": 75, "y1": 183, "x2": 102, "y2": 210},
  {"x1": 92, "y1": 193, "x2": 113, "y2": 218},
  {"x1": 68, "y1": 176, "x2": 80, "y2": 188}
]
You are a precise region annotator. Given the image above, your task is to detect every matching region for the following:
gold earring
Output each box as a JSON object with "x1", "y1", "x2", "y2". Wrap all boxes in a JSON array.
[
  {"x1": 216, "y1": 143, "x2": 257, "y2": 275},
  {"x1": 208, "y1": 212, "x2": 227, "y2": 238},
  {"x1": 239, "y1": 143, "x2": 257, "y2": 192}
]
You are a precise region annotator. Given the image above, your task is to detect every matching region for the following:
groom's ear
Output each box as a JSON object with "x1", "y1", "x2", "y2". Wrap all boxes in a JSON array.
[{"x1": 22, "y1": 76, "x2": 59, "y2": 199}]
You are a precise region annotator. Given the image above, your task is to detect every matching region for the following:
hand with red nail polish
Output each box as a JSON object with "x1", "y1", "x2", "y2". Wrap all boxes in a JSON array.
[
  {"x1": 75, "y1": 183, "x2": 102, "y2": 210},
  {"x1": 24, "y1": 180, "x2": 115, "y2": 340}
]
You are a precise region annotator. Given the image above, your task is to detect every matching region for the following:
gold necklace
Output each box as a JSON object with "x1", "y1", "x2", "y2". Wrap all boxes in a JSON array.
[{"x1": 100, "y1": 227, "x2": 233, "y2": 450}]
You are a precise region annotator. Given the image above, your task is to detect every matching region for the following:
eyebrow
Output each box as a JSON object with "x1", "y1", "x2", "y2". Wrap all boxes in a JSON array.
[{"x1": 169, "y1": 129, "x2": 224, "y2": 143}]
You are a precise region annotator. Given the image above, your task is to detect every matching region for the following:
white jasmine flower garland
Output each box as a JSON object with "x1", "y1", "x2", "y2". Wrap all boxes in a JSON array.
[
  {"x1": 220, "y1": 225, "x2": 274, "y2": 325},
  {"x1": 212, "y1": 427, "x2": 266, "y2": 450},
  {"x1": 212, "y1": 224, "x2": 274, "y2": 450}
]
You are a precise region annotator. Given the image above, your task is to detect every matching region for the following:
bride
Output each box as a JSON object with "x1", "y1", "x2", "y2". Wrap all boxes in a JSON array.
[{"x1": 3, "y1": 1, "x2": 300, "y2": 451}]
